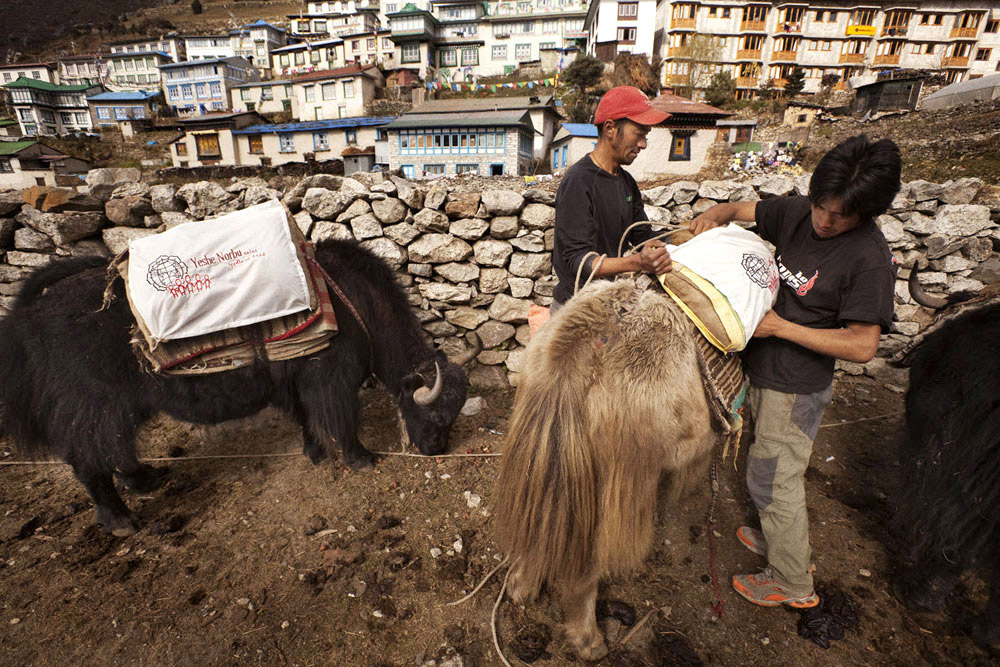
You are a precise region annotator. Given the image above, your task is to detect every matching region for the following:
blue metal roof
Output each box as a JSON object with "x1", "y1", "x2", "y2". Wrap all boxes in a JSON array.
[
  {"x1": 560, "y1": 123, "x2": 598, "y2": 137},
  {"x1": 88, "y1": 91, "x2": 161, "y2": 101},
  {"x1": 233, "y1": 116, "x2": 397, "y2": 134},
  {"x1": 244, "y1": 19, "x2": 285, "y2": 31}
]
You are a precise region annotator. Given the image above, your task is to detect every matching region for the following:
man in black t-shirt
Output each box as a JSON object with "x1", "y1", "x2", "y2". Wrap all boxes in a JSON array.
[
  {"x1": 690, "y1": 135, "x2": 901, "y2": 609},
  {"x1": 552, "y1": 86, "x2": 673, "y2": 307}
]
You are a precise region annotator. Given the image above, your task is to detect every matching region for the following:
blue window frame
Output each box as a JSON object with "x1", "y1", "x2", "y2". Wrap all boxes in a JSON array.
[
  {"x1": 210, "y1": 81, "x2": 222, "y2": 98},
  {"x1": 114, "y1": 107, "x2": 128, "y2": 120},
  {"x1": 195, "y1": 82, "x2": 207, "y2": 98},
  {"x1": 167, "y1": 85, "x2": 179, "y2": 99},
  {"x1": 345, "y1": 129, "x2": 357, "y2": 145},
  {"x1": 552, "y1": 148, "x2": 558, "y2": 169},
  {"x1": 181, "y1": 84, "x2": 193, "y2": 99},
  {"x1": 279, "y1": 133, "x2": 295, "y2": 152},
  {"x1": 313, "y1": 131, "x2": 329, "y2": 150},
  {"x1": 401, "y1": 164, "x2": 415, "y2": 179},
  {"x1": 561, "y1": 145, "x2": 568, "y2": 167},
  {"x1": 456, "y1": 164, "x2": 478, "y2": 175},
  {"x1": 96, "y1": 107, "x2": 111, "y2": 119}
]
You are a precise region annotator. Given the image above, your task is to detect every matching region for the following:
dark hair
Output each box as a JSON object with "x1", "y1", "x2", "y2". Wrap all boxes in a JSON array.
[
  {"x1": 808, "y1": 134, "x2": 901, "y2": 222},
  {"x1": 594, "y1": 118, "x2": 630, "y2": 142}
]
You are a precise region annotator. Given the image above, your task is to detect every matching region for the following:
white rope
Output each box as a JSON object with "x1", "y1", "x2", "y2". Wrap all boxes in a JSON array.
[
  {"x1": 574, "y1": 250, "x2": 606, "y2": 296},
  {"x1": 492, "y1": 564, "x2": 513, "y2": 667},
  {"x1": 447, "y1": 555, "x2": 510, "y2": 606}
]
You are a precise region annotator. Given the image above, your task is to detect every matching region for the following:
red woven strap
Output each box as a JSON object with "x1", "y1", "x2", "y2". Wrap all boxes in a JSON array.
[{"x1": 304, "y1": 251, "x2": 375, "y2": 375}]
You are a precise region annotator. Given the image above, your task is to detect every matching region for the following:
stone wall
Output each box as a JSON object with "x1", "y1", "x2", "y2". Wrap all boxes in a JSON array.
[{"x1": 0, "y1": 169, "x2": 996, "y2": 388}]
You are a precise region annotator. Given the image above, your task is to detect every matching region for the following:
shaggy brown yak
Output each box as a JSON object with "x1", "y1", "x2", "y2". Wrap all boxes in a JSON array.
[{"x1": 493, "y1": 278, "x2": 716, "y2": 660}]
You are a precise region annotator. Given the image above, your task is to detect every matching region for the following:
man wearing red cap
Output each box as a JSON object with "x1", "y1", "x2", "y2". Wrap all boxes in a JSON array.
[{"x1": 551, "y1": 86, "x2": 673, "y2": 308}]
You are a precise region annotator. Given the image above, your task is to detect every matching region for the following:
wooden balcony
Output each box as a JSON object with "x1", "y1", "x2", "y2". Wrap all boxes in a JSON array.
[
  {"x1": 736, "y1": 48, "x2": 762, "y2": 60},
  {"x1": 950, "y1": 27, "x2": 979, "y2": 39},
  {"x1": 873, "y1": 54, "x2": 900, "y2": 66},
  {"x1": 670, "y1": 18, "x2": 696, "y2": 29},
  {"x1": 838, "y1": 52, "x2": 865, "y2": 64},
  {"x1": 665, "y1": 74, "x2": 689, "y2": 85},
  {"x1": 667, "y1": 46, "x2": 687, "y2": 57},
  {"x1": 736, "y1": 76, "x2": 758, "y2": 87},
  {"x1": 941, "y1": 55, "x2": 969, "y2": 67},
  {"x1": 740, "y1": 20, "x2": 767, "y2": 32},
  {"x1": 778, "y1": 21, "x2": 801, "y2": 33},
  {"x1": 771, "y1": 49, "x2": 798, "y2": 61}
]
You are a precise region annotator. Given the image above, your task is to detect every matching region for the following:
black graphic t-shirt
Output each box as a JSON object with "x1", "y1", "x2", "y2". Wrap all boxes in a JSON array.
[
  {"x1": 744, "y1": 195, "x2": 896, "y2": 394},
  {"x1": 552, "y1": 155, "x2": 655, "y2": 304}
]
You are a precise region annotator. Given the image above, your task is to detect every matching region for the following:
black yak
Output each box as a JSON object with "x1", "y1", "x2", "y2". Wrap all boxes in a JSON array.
[
  {"x1": 493, "y1": 279, "x2": 717, "y2": 660},
  {"x1": 0, "y1": 240, "x2": 480, "y2": 537},
  {"x1": 891, "y1": 271, "x2": 1000, "y2": 656}
]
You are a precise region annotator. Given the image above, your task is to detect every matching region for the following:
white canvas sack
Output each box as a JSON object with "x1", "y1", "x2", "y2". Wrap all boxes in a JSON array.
[
  {"x1": 666, "y1": 224, "x2": 780, "y2": 339},
  {"x1": 127, "y1": 199, "x2": 311, "y2": 342}
]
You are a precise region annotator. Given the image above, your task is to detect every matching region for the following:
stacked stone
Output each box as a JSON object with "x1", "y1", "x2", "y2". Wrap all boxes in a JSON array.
[{"x1": 0, "y1": 170, "x2": 996, "y2": 388}]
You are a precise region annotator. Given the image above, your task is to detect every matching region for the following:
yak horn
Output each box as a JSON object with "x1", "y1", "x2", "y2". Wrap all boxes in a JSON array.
[
  {"x1": 448, "y1": 332, "x2": 483, "y2": 367},
  {"x1": 413, "y1": 362, "x2": 443, "y2": 406},
  {"x1": 908, "y1": 267, "x2": 948, "y2": 309}
]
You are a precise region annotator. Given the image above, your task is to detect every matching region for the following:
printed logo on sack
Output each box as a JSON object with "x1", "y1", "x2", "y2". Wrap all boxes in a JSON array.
[
  {"x1": 741, "y1": 253, "x2": 779, "y2": 291},
  {"x1": 146, "y1": 254, "x2": 213, "y2": 299},
  {"x1": 776, "y1": 255, "x2": 819, "y2": 296}
]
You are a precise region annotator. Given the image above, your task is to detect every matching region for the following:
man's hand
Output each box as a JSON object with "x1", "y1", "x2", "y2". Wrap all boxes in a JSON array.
[
  {"x1": 689, "y1": 214, "x2": 722, "y2": 236},
  {"x1": 752, "y1": 310, "x2": 786, "y2": 338},
  {"x1": 636, "y1": 240, "x2": 672, "y2": 275}
]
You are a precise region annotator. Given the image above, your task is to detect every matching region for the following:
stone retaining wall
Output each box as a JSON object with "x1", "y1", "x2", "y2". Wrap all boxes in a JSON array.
[{"x1": 0, "y1": 169, "x2": 996, "y2": 388}]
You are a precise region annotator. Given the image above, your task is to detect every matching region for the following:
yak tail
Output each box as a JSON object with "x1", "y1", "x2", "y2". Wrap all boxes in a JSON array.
[
  {"x1": 493, "y1": 350, "x2": 597, "y2": 595},
  {"x1": 12, "y1": 256, "x2": 108, "y2": 310}
]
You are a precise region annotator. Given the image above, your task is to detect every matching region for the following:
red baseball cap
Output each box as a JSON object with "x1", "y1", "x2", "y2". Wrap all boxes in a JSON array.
[{"x1": 594, "y1": 86, "x2": 670, "y2": 126}]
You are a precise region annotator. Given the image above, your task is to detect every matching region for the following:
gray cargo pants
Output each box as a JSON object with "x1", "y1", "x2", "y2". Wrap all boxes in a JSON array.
[{"x1": 746, "y1": 383, "x2": 832, "y2": 594}]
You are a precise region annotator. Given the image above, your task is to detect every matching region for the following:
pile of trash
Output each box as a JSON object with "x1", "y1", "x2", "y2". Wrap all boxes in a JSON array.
[{"x1": 729, "y1": 142, "x2": 804, "y2": 178}]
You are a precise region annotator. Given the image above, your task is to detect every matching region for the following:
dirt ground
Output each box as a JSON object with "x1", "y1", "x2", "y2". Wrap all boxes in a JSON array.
[{"x1": 0, "y1": 376, "x2": 993, "y2": 667}]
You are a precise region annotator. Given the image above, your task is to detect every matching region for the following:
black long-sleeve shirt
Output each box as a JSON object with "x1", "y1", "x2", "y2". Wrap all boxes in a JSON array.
[{"x1": 552, "y1": 155, "x2": 655, "y2": 305}]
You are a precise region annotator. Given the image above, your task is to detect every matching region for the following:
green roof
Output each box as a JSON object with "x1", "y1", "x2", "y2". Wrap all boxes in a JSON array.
[
  {"x1": 0, "y1": 118, "x2": 16, "y2": 127},
  {"x1": 1, "y1": 76, "x2": 96, "y2": 92},
  {"x1": 0, "y1": 140, "x2": 38, "y2": 156}
]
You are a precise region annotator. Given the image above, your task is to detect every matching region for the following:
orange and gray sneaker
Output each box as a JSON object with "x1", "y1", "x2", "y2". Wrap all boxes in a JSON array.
[
  {"x1": 732, "y1": 568, "x2": 820, "y2": 608},
  {"x1": 737, "y1": 525, "x2": 767, "y2": 556}
]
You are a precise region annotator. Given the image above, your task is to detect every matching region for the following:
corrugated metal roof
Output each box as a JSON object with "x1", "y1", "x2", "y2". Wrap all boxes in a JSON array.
[
  {"x1": 272, "y1": 38, "x2": 344, "y2": 53},
  {"x1": 291, "y1": 64, "x2": 378, "y2": 83},
  {"x1": 650, "y1": 92, "x2": 730, "y2": 117},
  {"x1": 88, "y1": 91, "x2": 161, "y2": 101},
  {"x1": 0, "y1": 140, "x2": 38, "y2": 156},
  {"x1": 233, "y1": 116, "x2": 397, "y2": 134},
  {"x1": 559, "y1": 123, "x2": 598, "y2": 137},
  {"x1": 386, "y1": 110, "x2": 533, "y2": 130},
  {"x1": 244, "y1": 20, "x2": 285, "y2": 31},
  {"x1": 159, "y1": 57, "x2": 253, "y2": 69},
  {"x1": 407, "y1": 96, "x2": 554, "y2": 114},
  {"x1": 231, "y1": 79, "x2": 292, "y2": 89}
]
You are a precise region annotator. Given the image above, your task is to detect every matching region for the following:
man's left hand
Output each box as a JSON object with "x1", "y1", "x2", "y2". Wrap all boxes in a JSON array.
[
  {"x1": 637, "y1": 240, "x2": 672, "y2": 275},
  {"x1": 752, "y1": 310, "x2": 786, "y2": 338}
]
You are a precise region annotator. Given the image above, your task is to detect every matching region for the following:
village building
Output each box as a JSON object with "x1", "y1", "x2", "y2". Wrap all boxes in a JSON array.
[
  {"x1": 403, "y1": 95, "x2": 559, "y2": 160},
  {"x1": 160, "y1": 57, "x2": 259, "y2": 116},
  {"x1": 288, "y1": 1, "x2": 381, "y2": 41},
  {"x1": 231, "y1": 116, "x2": 395, "y2": 167},
  {"x1": 3, "y1": 77, "x2": 104, "y2": 136},
  {"x1": 715, "y1": 118, "x2": 757, "y2": 146},
  {"x1": 289, "y1": 64, "x2": 384, "y2": 121},
  {"x1": 87, "y1": 91, "x2": 164, "y2": 137},
  {"x1": 852, "y1": 74, "x2": 924, "y2": 114},
  {"x1": 168, "y1": 111, "x2": 267, "y2": 168},
  {"x1": 106, "y1": 50, "x2": 174, "y2": 92},
  {"x1": 651, "y1": 1, "x2": 1000, "y2": 99},
  {"x1": 56, "y1": 54, "x2": 108, "y2": 87},
  {"x1": 548, "y1": 122, "x2": 597, "y2": 172},
  {"x1": 586, "y1": 0, "x2": 656, "y2": 62},
  {"x1": 108, "y1": 36, "x2": 185, "y2": 63},
  {"x1": 271, "y1": 39, "x2": 347, "y2": 78},
  {"x1": 230, "y1": 80, "x2": 295, "y2": 114},
  {"x1": 385, "y1": 107, "x2": 535, "y2": 178},
  {"x1": 343, "y1": 145, "x2": 378, "y2": 174},
  {"x1": 0, "y1": 62, "x2": 58, "y2": 86},
  {"x1": 341, "y1": 29, "x2": 397, "y2": 67},
  {"x1": 626, "y1": 92, "x2": 731, "y2": 179},
  {"x1": 0, "y1": 140, "x2": 89, "y2": 189},
  {"x1": 921, "y1": 71, "x2": 1000, "y2": 110},
  {"x1": 182, "y1": 22, "x2": 288, "y2": 79}
]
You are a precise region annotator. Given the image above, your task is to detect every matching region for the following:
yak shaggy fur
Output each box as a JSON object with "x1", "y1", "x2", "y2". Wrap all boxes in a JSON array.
[
  {"x1": 493, "y1": 279, "x2": 715, "y2": 660},
  {"x1": 0, "y1": 241, "x2": 472, "y2": 537},
  {"x1": 894, "y1": 303, "x2": 1000, "y2": 655}
]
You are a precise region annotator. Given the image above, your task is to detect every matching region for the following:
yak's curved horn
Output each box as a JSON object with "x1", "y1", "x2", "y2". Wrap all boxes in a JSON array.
[
  {"x1": 413, "y1": 362, "x2": 443, "y2": 406},
  {"x1": 908, "y1": 267, "x2": 948, "y2": 309},
  {"x1": 449, "y1": 332, "x2": 483, "y2": 367}
]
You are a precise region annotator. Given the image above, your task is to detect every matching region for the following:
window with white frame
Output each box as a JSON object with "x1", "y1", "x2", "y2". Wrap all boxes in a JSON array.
[
  {"x1": 493, "y1": 45, "x2": 507, "y2": 60},
  {"x1": 305, "y1": 86, "x2": 315, "y2": 102},
  {"x1": 313, "y1": 132, "x2": 330, "y2": 150},
  {"x1": 261, "y1": 87, "x2": 273, "y2": 100},
  {"x1": 402, "y1": 43, "x2": 420, "y2": 63},
  {"x1": 322, "y1": 83, "x2": 337, "y2": 100},
  {"x1": 461, "y1": 46, "x2": 478, "y2": 65},
  {"x1": 343, "y1": 80, "x2": 355, "y2": 98},
  {"x1": 441, "y1": 49, "x2": 457, "y2": 66},
  {"x1": 196, "y1": 83, "x2": 207, "y2": 98},
  {"x1": 182, "y1": 84, "x2": 193, "y2": 99},
  {"x1": 542, "y1": 19, "x2": 559, "y2": 33},
  {"x1": 617, "y1": 27, "x2": 636, "y2": 43},
  {"x1": 279, "y1": 134, "x2": 296, "y2": 152},
  {"x1": 97, "y1": 107, "x2": 111, "y2": 119},
  {"x1": 167, "y1": 85, "x2": 179, "y2": 99},
  {"x1": 114, "y1": 107, "x2": 128, "y2": 120},
  {"x1": 515, "y1": 43, "x2": 531, "y2": 59},
  {"x1": 60, "y1": 112, "x2": 73, "y2": 125},
  {"x1": 0, "y1": 158, "x2": 12, "y2": 173},
  {"x1": 210, "y1": 82, "x2": 222, "y2": 97}
]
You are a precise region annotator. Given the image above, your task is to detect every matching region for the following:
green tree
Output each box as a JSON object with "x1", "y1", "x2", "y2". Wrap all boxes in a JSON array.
[
  {"x1": 783, "y1": 65, "x2": 806, "y2": 98},
  {"x1": 704, "y1": 71, "x2": 736, "y2": 107},
  {"x1": 561, "y1": 55, "x2": 605, "y2": 99},
  {"x1": 191, "y1": 0, "x2": 203, "y2": 15}
]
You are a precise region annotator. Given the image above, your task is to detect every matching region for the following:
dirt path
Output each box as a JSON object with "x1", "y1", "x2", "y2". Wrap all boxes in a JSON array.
[{"x1": 0, "y1": 378, "x2": 992, "y2": 666}]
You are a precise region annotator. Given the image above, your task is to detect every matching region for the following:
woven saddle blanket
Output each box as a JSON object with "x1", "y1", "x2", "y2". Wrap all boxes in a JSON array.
[{"x1": 116, "y1": 201, "x2": 337, "y2": 375}]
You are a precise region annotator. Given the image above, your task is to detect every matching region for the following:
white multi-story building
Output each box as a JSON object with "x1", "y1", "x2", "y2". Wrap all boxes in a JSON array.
[
  {"x1": 3, "y1": 77, "x2": 104, "y2": 135},
  {"x1": 387, "y1": 0, "x2": 587, "y2": 81},
  {"x1": 160, "y1": 57, "x2": 260, "y2": 115},
  {"x1": 650, "y1": 1, "x2": 1000, "y2": 98},
  {"x1": 290, "y1": 64, "x2": 385, "y2": 120},
  {"x1": 106, "y1": 50, "x2": 174, "y2": 92},
  {"x1": 0, "y1": 62, "x2": 58, "y2": 86},
  {"x1": 108, "y1": 36, "x2": 185, "y2": 63},
  {"x1": 57, "y1": 55, "x2": 108, "y2": 86},
  {"x1": 585, "y1": 0, "x2": 657, "y2": 61},
  {"x1": 182, "y1": 22, "x2": 288, "y2": 79},
  {"x1": 288, "y1": 0, "x2": 382, "y2": 41}
]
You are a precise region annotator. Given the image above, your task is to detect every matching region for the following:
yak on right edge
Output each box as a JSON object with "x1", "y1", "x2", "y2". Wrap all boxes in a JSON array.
[{"x1": 891, "y1": 270, "x2": 1000, "y2": 656}]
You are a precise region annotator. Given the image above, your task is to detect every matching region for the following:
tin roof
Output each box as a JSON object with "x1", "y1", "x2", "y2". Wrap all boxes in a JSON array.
[
  {"x1": 407, "y1": 95, "x2": 555, "y2": 114},
  {"x1": 386, "y1": 109, "x2": 533, "y2": 130},
  {"x1": 559, "y1": 123, "x2": 598, "y2": 137},
  {"x1": 233, "y1": 116, "x2": 397, "y2": 134},
  {"x1": 1, "y1": 77, "x2": 98, "y2": 92},
  {"x1": 88, "y1": 91, "x2": 161, "y2": 101},
  {"x1": 0, "y1": 140, "x2": 38, "y2": 156}
]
